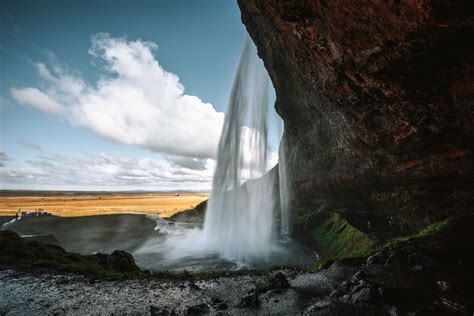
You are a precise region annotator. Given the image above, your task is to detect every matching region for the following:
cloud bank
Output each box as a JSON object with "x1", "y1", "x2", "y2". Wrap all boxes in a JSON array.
[
  {"x1": 0, "y1": 151, "x2": 215, "y2": 191},
  {"x1": 11, "y1": 33, "x2": 224, "y2": 159}
]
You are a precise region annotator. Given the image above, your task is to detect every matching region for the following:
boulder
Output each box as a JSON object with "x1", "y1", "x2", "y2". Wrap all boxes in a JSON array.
[
  {"x1": 186, "y1": 303, "x2": 210, "y2": 315},
  {"x1": 239, "y1": 292, "x2": 259, "y2": 309}
]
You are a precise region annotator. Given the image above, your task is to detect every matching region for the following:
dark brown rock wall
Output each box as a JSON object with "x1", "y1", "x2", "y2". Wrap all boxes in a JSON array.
[{"x1": 238, "y1": 0, "x2": 474, "y2": 228}]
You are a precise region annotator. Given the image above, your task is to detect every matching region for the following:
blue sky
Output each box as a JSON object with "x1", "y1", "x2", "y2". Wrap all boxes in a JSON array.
[{"x1": 0, "y1": 0, "x2": 280, "y2": 191}]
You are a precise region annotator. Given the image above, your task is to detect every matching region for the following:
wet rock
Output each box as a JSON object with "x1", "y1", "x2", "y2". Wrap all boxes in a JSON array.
[
  {"x1": 439, "y1": 297, "x2": 467, "y2": 313},
  {"x1": 269, "y1": 272, "x2": 291, "y2": 289},
  {"x1": 239, "y1": 293, "x2": 259, "y2": 309},
  {"x1": 352, "y1": 279, "x2": 369, "y2": 292},
  {"x1": 377, "y1": 287, "x2": 384, "y2": 297},
  {"x1": 388, "y1": 306, "x2": 400, "y2": 316},
  {"x1": 89, "y1": 250, "x2": 140, "y2": 273},
  {"x1": 150, "y1": 305, "x2": 172, "y2": 316},
  {"x1": 209, "y1": 297, "x2": 227, "y2": 311},
  {"x1": 254, "y1": 271, "x2": 291, "y2": 294},
  {"x1": 188, "y1": 282, "x2": 200, "y2": 290},
  {"x1": 307, "y1": 300, "x2": 331, "y2": 312},
  {"x1": 436, "y1": 281, "x2": 449, "y2": 292},
  {"x1": 210, "y1": 297, "x2": 222, "y2": 305},
  {"x1": 329, "y1": 289, "x2": 340, "y2": 299},
  {"x1": 106, "y1": 250, "x2": 140, "y2": 272},
  {"x1": 351, "y1": 287, "x2": 372, "y2": 304},
  {"x1": 340, "y1": 280, "x2": 350, "y2": 291},
  {"x1": 366, "y1": 252, "x2": 384, "y2": 265},
  {"x1": 186, "y1": 303, "x2": 210, "y2": 315},
  {"x1": 216, "y1": 303, "x2": 228, "y2": 311},
  {"x1": 352, "y1": 271, "x2": 367, "y2": 281}
]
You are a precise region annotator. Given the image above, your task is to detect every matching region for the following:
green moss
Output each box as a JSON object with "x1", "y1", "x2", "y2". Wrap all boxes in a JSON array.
[
  {"x1": 311, "y1": 258, "x2": 335, "y2": 272},
  {"x1": 253, "y1": 272, "x2": 290, "y2": 294},
  {"x1": 313, "y1": 212, "x2": 376, "y2": 259},
  {"x1": 0, "y1": 230, "x2": 142, "y2": 279},
  {"x1": 295, "y1": 200, "x2": 379, "y2": 271},
  {"x1": 295, "y1": 200, "x2": 330, "y2": 227},
  {"x1": 307, "y1": 212, "x2": 376, "y2": 271},
  {"x1": 312, "y1": 216, "x2": 457, "y2": 272},
  {"x1": 380, "y1": 217, "x2": 452, "y2": 251}
]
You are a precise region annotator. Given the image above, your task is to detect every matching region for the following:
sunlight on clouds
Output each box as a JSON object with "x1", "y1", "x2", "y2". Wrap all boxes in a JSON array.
[{"x1": 10, "y1": 33, "x2": 224, "y2": 159}]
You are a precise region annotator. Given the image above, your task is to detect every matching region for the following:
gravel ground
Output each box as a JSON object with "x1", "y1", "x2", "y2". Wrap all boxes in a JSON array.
[{"x1": 0, "y1": 265, "x2": 355, "y2": 315}]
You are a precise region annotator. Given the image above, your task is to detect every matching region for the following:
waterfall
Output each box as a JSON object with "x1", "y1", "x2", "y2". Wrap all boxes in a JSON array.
[
  {"x1": 201, "y1": 36, "x2": 276, "y2": 263},
  {"x1": 135, "y1": 36, "x2": 302, "y2": 270},
  {"x1": 279, "y1": 138, "x2": 290, "y2": 235}
]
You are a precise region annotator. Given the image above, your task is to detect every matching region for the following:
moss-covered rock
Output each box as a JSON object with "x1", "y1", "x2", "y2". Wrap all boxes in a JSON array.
[
  {"x1": 380, "y1": 216, "x2": 453, "y2": 252},
  {"x1": 312, "y1": 212, "x2": 376, "y2": 259},
  {"x1": 254, "y1": 272, "x2": 291, "y2": 295},
  {"x1": 295, "y1": 201, "x2": 377, "y2": 265},
  {"x1": 89, "y1": 250, "x2": 140, "y2": 273},
  {"x1": 166, "y1": 200, "x2": 207, "y2": 224},
  {"x1": 0, "y1": 230, "x2": 142, "y2": 278}
]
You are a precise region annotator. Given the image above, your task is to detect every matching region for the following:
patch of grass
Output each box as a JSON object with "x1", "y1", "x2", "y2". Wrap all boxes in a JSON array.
[{"x1": 0, "y1": 193, "x2": 208, "y2": 218}]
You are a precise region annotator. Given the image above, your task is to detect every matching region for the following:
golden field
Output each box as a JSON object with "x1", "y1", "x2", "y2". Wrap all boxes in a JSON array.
[{"x1": 0, "y1": 193, "x2": 208, "y2": 218}]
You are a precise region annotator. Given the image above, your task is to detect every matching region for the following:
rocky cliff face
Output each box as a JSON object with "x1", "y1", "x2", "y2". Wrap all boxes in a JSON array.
[{"x1": 238, "y1": 0, "x2": 474, "y2": 230}]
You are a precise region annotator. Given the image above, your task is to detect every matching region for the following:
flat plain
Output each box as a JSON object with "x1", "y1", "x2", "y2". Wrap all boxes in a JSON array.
[{"x1": 0, "y1": 192, "x2": 208, "y2": 218}]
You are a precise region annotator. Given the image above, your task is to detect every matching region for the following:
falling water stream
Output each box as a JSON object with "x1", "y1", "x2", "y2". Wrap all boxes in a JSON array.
[
  {"x1": 279, "y1": 138, "x2": 290, "y2": 235},
  {"x1": 134, "y1": 37, "x2": 312, "y2": 271},
  {"x1": 201, "y1": 37, "x2": 275, "y2": 262}
]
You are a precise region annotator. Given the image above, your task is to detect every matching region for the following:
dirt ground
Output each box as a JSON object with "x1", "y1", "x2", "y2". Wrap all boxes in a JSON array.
[{"x1": 0, "y1": 193, "x2": 208, "y2": 218}]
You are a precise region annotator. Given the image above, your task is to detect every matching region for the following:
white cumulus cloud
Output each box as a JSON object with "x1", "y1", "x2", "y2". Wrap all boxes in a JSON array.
[
  {"x1": 10, "y1": 33, "x2": 224, "y2": 159},
  {"x1": 11, "y1": 87, "x2": 64, "y2": 115}
]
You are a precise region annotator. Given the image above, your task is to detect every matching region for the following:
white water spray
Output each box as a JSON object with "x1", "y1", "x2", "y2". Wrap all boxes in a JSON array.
[
  {"x1": 201, "y1": 36, "x2": 276, "y2": 262},
  {"x1": 279, "y1": 138, "x2": 290, "y2": 235}
]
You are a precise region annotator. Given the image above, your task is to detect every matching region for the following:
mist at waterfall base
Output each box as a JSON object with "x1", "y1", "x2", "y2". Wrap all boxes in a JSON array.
[{"x1": 134, "y1": 38, "x2": 313, "y2": 272}]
